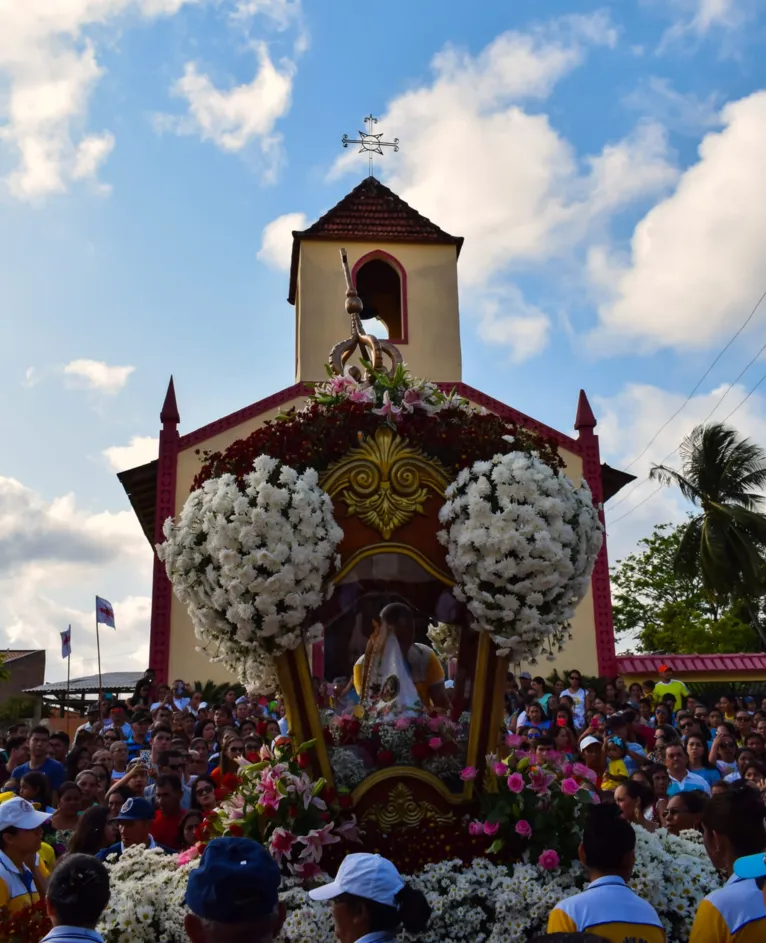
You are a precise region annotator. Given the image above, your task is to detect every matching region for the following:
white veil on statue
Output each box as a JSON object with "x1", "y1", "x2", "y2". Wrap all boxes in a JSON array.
[{"x1": 361, "y1": 626, "x2": 422, "y2": 720}]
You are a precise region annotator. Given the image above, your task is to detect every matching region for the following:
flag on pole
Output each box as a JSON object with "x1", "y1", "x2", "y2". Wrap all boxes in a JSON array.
[
  {"x1": 96, "y1": 596, "x2": 116, "y2": 629},
  {"x1": 61, "y1": 627, "x2": 71, "y2": 659}
]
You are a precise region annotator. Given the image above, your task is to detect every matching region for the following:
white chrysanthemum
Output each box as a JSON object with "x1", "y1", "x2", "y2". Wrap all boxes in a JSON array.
[
  {"x1": 158, "y1": 456, "x2": 343, "y2": 687},
  {"x1": 438, "y1": 450, "x2": 603, "y2": 663}
]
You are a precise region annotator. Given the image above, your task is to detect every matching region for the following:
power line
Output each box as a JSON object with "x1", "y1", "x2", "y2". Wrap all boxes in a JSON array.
[
  {"x1": 608, "y1": 485, "x2": 665, "y2": 526},
  {"x1": 620, "y1": 289, "x2": 766, "y2": 473}
]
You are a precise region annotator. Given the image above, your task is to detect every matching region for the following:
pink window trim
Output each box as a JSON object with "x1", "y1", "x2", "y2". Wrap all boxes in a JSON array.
[{"x1": 351, "y1": 249, "x2": 409, "y2": 345}]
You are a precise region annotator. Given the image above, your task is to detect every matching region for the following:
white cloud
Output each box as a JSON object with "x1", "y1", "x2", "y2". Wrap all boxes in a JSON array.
[
  {"x1": 623, "y1": 77, "x2": 721, "y2": 135},
  {"x1": 0, "y1": 475, "x2": 153, "y2": 681},
  {"x1": 257, "y1": 211, "x2": 307, "y2": 270},
  {"x1": 599, "y1": 381, "x2": 766, "y2": 560},
  {"x1": 103, "y1": 436, "x2": 159, "y2": 472},
  {"x1": 0, "y1": 1, "x2": 198, "y2": 201},
  {"x1": 475, "y1": 287, "x2": 552, "y2": 364},
  {"x1": 63, "y1": 359, "x2": 135, "y2": 394},
  {"x1": 233, "y1": 0, "x2": 301, "y2": 29},
  {"x1": 589, "y1": 91, "x2": 766, "y2": 354},
  {"x1": 159, "y1": 43, "x2": 294, "y2": 176}
]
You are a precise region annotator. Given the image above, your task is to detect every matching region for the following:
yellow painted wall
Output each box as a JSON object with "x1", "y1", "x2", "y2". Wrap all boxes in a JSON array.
[
  {"x1": 166, "y1": 389, "x2": 599, "y2": 685},
  {"x1": 294, "y1": 240, "x2": 462, "y2": 383}
]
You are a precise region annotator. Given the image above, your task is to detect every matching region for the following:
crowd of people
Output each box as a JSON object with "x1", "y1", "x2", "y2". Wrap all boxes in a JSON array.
[{"x1": 0, "y1": 663, "x2": 765, "y2": 941}]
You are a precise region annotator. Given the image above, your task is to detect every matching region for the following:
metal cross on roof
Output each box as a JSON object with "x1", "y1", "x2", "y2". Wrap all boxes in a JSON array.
[{"x1": 342, "y1": 114, "x2": 399, "y2": 177}]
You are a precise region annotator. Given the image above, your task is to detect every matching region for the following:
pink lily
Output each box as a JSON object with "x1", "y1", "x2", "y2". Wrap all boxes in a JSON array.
[
  {"x1": 348, "y1": 386, "x2": 375, "y2": 404},
  {"x1": 528, "y1": 768, "x2": 556, "y2": 796},
  {"x1": 506, "y1": 734, "x2": 524, "y2": 748},
  {"x1": 335, "y1": 816, "x2": 361, "y2": 843},
  {"x1": 372, "y1": 390, "x2": 402, "y2": 419},
  {"x1": 292, "y1": 860, "x2": 324, "y2": 879},
  {"x1": 297, "y1": 824, "x2": 340, "y2": 862},
  {"x1": 269, "y1": 827, "x2": 298, "y2": 865}
]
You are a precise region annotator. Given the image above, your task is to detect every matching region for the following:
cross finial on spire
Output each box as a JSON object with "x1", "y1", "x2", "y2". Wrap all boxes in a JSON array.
[{"x1": 342, "y1": 114, "x2": 399, "y2": 177}]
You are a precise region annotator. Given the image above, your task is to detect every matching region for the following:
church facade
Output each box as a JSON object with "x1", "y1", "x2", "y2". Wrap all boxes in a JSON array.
[{"x1": 120, "y1": 176, "x2": 635, "y2": 685}]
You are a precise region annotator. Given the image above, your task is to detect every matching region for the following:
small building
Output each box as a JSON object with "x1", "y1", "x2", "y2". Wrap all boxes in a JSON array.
[
  {"x1": 0, "y1": 650, "x2": 46, "y2": 706},
  {"x1": 25, "y1": 671, "x2": 144, "y2": 718}
]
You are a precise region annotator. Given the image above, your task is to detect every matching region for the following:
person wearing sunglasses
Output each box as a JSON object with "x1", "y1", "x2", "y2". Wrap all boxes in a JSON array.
[
  {"x1": 690, "y1": 784, "x2": 766, "y2": 942},
  {"x1": 191, "y1": 775, "x2": 218, "y2": 814},
  {"x1": 211, "y1": 737, "x2": 245, "y2": 789},
  {"x1": 564, "y1": 671, "x2": 588, "y2": 730}
]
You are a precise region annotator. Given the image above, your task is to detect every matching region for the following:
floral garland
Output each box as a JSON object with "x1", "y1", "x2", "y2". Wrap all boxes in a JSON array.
[
  {"x1": 0, "y1": 900, "x2": 51, "y2": 943},
  {"x1": 426, "y1": 622, "x2": 461, "y2": 658},
  {"x1": 97, "y1": 828, "x2": 721, "y2": 943},
  {"x1": 158, "y1": 456, "x2": 343, "y2": 689},
  {"x1": 439, "y1": 445, "x2": 603, "y2": 663},
  {"x1": 192, "y1": 366, "x2": 563, "y2": 491},
  {"x1": 321, "y1": 710, "x2": 469, "y2": 790}
]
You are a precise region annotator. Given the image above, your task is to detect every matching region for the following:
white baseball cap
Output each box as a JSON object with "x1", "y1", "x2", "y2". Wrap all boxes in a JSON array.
[
  {"x1": 580, "y1": 735, "x2": 601, "y2": 750},
  {"x1": 0, "y1": 797, "x2": 52, "y2": 831},
  {"x1": 309, "y1": 853, "x2": 404, "y2": 907}
]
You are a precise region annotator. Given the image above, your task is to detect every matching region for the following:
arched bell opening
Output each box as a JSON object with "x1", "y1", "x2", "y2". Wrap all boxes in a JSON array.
[{"x1": 354, "y1": 254, "x2": 407, "y2": 343}]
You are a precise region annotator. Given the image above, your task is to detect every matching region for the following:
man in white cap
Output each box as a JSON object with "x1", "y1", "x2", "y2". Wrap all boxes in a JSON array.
[{"x1": 0, "y1": 796, "x2": 52, "y2": 915}]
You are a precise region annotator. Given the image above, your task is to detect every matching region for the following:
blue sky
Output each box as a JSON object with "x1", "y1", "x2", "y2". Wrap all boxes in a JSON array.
[{"x1": 1, "y1": 0, "x2": 766, "y2": 681}]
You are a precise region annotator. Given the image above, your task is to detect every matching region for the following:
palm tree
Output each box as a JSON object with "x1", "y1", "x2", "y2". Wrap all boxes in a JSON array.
[{"x1": 650, "y1": 422, "x2": 766, "y2": 648}]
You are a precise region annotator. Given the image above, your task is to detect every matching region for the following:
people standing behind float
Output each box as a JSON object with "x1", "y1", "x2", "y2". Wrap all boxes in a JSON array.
[
  {"x1": 11, "y1": 726, "x2": 66, "y2": 796},
  {"x1": 0, "y1": 797, "x2": 51, "y2": 914},
  {"x1": 690, "y1": 784, "x2": 766, "y2": 943},
  {"x1": 96, "y1": 796, "x2": 173, "y2": 861},
  {"x1": 547, "y1": 804, "x2": 665, "y2": 943}
]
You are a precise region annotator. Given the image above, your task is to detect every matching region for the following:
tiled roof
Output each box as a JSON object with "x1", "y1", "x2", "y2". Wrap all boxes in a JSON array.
[
  {"x1": 2, "y1": 650, "x2": 41, "y2": 664},
  {"x1": 617, "y1": 653, "x2": 766, "y2": 674},
  {"x1": 25, "y1": 671, "x2": 144, "y2": 695},
  {"x1": 288, "y1": 176, "x2": 463, "y2": 303}
]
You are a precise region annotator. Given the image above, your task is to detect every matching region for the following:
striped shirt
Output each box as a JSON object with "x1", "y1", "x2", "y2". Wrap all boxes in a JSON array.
[
  {"x1": 548, "y1": 875, "x2": 666, "y2": 943},
  {"x1": 0, "y1": 849, "x2": 49, "y2": 915},
  {"x1": 41, "y1": 929, "x2": 104, "y2": 943},
  {"x1": 689, "y1": 874, "x2": 766, "y2": 943}
]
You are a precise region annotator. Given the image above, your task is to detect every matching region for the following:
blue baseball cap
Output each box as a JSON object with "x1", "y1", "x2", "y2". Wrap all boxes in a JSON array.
[
  {"x1": 112, "y1": 797, "x2": 154, "y2": 822},
  {"x1": 186, "y1": 837, "x2": 281, "y2": 924},
  {"x1": 734, "y1": 852, "x2": 766, "y2": 881}
]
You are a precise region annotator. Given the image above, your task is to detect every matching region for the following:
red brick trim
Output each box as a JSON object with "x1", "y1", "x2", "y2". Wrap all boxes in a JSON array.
[{"x1": 150, "y1": 413, "x2": 180, "y2": 685}]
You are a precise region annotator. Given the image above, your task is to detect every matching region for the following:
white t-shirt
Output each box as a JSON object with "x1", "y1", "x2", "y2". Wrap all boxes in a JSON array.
[{"x1": 565, "y1": 687, "x2": 588, "y2": 727}]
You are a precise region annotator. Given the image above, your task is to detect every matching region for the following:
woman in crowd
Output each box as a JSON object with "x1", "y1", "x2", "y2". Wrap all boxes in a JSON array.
[
  {"x1": 106, "y1": 786, "x2": 133, "y2": 819},
  {"x1": 126, "y1": 679, "x2": 152, "y2": 712},
  {"x1": 102, "y1": 728, "x2": 121, "y2": 746},
  {"x1": 308, "y1": 851, "x2": 432, "y2": 942},
  {"x1": 552, "y1": 723, "x2": 578, "y2": 760},
  {"x1": 194, "y1": 719, "x2": 218, "y2": 752},
  {"x1": 75, "y1": 769, "x2": 102, "y2": 810},
  {"x1": 649, "y1": 725, "x2": 679, "y2": 763},
  {"x1": 710, "y1": 727, "x2": 739, "y2": 777},
  {"x1": 65, "y1": 746, "x2": 91, "y2": 783},
  {"x1": 191, "y1": 775, "x2": 219, "y2": 814},
  {"x1": 68, "y1": 806, "x2": 117, "y2": 857},
  {"x1": 19, "y1": 770, "x2": 55, "y2": 813},
  {"x1": 614, "y1": 780, "x2": 657, "y2": 832},
  {"x1": 686, "y1": 734, "x2": 722, "y2": 788},
  {"x1": 47, "y1": 782, "x2": 83, "y2": 854},
  {"x1": 178, "y1": 810, "x2": 204, "y2": 850},
  {"x1": 211, "y1": 735, "x2": 245, "y2": 786},
  {"x1": 661, "y1": 791, "x2": 708, "y2": 836}
]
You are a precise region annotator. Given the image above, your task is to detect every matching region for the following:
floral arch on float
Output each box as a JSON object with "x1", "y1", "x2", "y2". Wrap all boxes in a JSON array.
[{"x1": 158, "y1": 249, "x2": 605, "y2": 869}]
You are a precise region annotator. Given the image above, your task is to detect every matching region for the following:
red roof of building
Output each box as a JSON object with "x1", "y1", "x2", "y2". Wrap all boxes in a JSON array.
[
  {"x1": 2, "y1": 650, "x2": 40, "y2": 664},
  {"x1": 617, "y1": 653, "x2": 766, "y2": 674},
  {"x1": 288, "y1": 176, "x2": 463, "y2": 303}
]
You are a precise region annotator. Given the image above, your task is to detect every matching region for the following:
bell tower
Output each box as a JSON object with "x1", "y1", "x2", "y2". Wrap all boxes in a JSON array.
[{"x1": 288, "y1": 176, "x2": 464, "y2": 383}]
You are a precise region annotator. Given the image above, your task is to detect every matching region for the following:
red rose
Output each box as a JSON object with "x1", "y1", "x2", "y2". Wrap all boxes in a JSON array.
[
  {"x1": 222, "y1": 773, "x2": 240, "y2": 790},
  {"x1": 323, "y1": 786, "x2": 336, "y2": 803},
  {"x1": 263, "y1": 806, "x2": 277, "y2": 819},
  {"x1": 377, "y1": 750, "x2": 395, "y2": 767},
  {"x1": 411, "y1": 743, "x2": 430, "y2": 761},
  {"x1": 339, "y1": 794, "x2": 353, "y2": 809},
  {"x1": 296, "y1": 752, "x2": 311, "y2": 769},
  {"x1": 227, "y1": 824, "x2": 244, "y2": 837},
  {"x1": 288, "y1": 805, "x2": 299, "y2": 818}
]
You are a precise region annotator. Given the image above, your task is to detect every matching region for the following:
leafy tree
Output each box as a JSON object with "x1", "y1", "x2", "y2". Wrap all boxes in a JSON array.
[
  {"x1": 650, "y1": 422, "x2": 766, "y2": 646},
  {"x1": 192, "y1": 680, "x2": 245, "y2": 704},
  {"x1": 611, "y1": 522, "x2": 760, "y2": 654}
]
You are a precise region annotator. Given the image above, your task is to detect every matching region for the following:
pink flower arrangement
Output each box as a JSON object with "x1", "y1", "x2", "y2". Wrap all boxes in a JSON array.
[
  {"x1": 269, "y1": 827, "x2": 298, "y2": 865},
  {"x1": 494, "y1": 762, "x2": 508, "y2": 776},
  {"x1": 483, "y1": 821, "x2": 500, "y2": 836},
  {"x1": 515, "y1": 819, "x2": 533, "y2": 839},
  {"x1": 506, "y1": 772, "x2": 525, "y2": 794},
  {"x1": 573, "y1": 762, "x2": 598, "y2": 783},
  {"x1": 506, "y1": 734, "x2": 524, "y2": 748},
  {"x1": 468, "y1": 820, "x2": 484, "y2": 837},
  {"x1": 460, "y1": 766, "x2": 478, "y2": 781},
  {"x1": 538, "y1": 849, "x2": 561, "y2": 871},
  {"x1": 428, "y1": 737, "x2": 443, "y2": 750},
  {"x1": 177, "y1": 845, "x2": 201, "y2": 866},
  {"x1": 561, "y1": 777, "x2": 580, "y2": 796},
  {"x1": 528, "y1": 768, "x2": 556, "y2": 795}
]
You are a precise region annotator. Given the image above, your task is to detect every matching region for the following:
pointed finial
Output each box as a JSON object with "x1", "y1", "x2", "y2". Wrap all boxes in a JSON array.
[
  {"x1": 574, "y1": 389, "x2": 597, "y2": 432},
  {"x1": 161, "y1": 376, "x2": 180, "y2": 426}
]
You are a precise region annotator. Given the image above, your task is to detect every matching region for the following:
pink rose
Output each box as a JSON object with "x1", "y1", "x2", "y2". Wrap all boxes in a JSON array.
[
  {"x1": 428, "y1": 716, "x2": 443, "y2": 732},
  {"x1": 460, "y1": 766, "x2": 478, "y2": 781},
  {"x1": 468, "y1": 820, "x2": 484, "y2": 837},
  {"x1": 538, "y1": 849, "x2": 560, "y2": 871},
  {"x1": 515, "y1": 819, "x2": 532, "y2": 839},
  {"x1": 494, "y1": 762, "x2": 508, "y2": 776},
  {"x1": 506, "y1": 734, "x2": 524, "y2": 748},
  {"x1": 561, "y1": 761, "x2": 573, "y2": 775},
  {"x1": 483, "y1": 821, "x2": 500, "y2": 836},
  {"x1": 561, "y1": 777, "x2": 579, "y2": 796},
  {"x1": 428, "y1": 737, "x2": 443, "y2": 750},
  {"x1": 395, "y1": 717, "x2": 411, "y2": 730},
  {"x1": 506, "y1": 772, "x2": 525, "y2": 794}
]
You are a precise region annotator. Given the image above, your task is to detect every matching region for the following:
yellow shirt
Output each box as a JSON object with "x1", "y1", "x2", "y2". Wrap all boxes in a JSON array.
[
  {"x1": 601, "y1": 758, "x2": 628, "y2": 791},
  {"x1": 654, "y1": 679, "x2": 689, "y2": 711},
  {"x1": 548, "y1": 875, "x2": 666, "y2": 943},
  {"x1": 0, "y1": 849, "x2": 49, "y2": 915},
  {"x1": 353, "y1": 645, "x2": 444, "y2": 708},
  {"x1": 690, "y1": 875, "x2": 766, "y2": 943}
]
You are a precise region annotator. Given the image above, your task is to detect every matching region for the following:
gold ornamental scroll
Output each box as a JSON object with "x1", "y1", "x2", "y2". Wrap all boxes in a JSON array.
[
  {"x1": 320, "y1": 426, "x2": 451, "y2": 540},
  {"x1": 359, "y1": 782, "x2": 455, "y2": 831}
]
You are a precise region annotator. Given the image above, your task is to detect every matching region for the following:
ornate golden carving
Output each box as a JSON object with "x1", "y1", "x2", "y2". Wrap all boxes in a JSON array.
[
  {"x1": 359, "y1": 783, "x2": 455, "y2": 830},
  {"x1": 320, "y1": 427, "x2": 451, "y2": 539}
]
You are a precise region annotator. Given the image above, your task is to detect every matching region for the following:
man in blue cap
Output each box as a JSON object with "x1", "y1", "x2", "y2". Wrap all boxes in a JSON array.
[
  {"x1": 734, "y1": 851, "x2": 766, "y2": 908},
  {"x1": 184, "y1": 837, "x2": 285, "y2": 943},
  {"x1": 96, "y1": 797, "x2": 174, "y2": 861}
]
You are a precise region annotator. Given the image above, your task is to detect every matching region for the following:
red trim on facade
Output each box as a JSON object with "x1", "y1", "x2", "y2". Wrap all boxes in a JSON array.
[
  {"x1": 442, "y1": 383, "x2": 580, "y2": 451},
  {"x1": 178, "y1": 383, "x2": 313, "y2": 451},
  {"x1": 617, "y1": 653, "x2": 766, "y2": 674},
  {"x1": 576, "y1": 392, "x2": 618, "y2": 678},
  {"x1": 150, "y1": 379, "x2": 181, "y2": 684},
  {"x1": 351, "y1": 249, "x2": 409, "y2": 345}
]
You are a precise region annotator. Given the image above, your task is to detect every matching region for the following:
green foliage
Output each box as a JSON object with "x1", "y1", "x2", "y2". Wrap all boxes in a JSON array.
[
  {"x1": 611, "y1": 522, "x2": 761, "y2": 654},
  {"x1": 0, "y1": 695, "x2": 38, "y2": 721},
  {"x1": 0, "y1": 655, "x2": 10, "y2": 685},
  {"x1": 192, "y1": 681, "x2": 245, "y2": 704}
]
